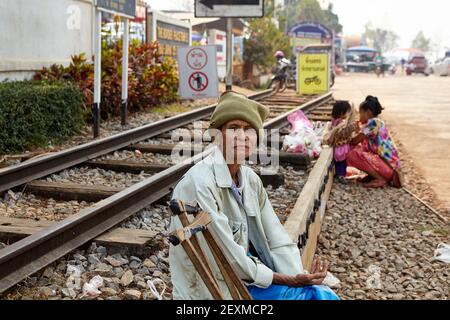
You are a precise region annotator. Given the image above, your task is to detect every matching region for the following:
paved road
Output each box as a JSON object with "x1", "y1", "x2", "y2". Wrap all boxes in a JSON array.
[{"x1": 332, "y1": 73, "x2": 450, "y2": 210}]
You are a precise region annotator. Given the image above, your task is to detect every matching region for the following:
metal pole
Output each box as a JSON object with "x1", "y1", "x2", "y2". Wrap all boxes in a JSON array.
[
  {"x1": 93, "y1": 9, "x2": 102, "y2": 138},
  {"x1": 121, "y1": 18, "x2": 129, "y2": 127},
  {"x1": 225, "y1": 17, "x2": 233, "y2": 92}
]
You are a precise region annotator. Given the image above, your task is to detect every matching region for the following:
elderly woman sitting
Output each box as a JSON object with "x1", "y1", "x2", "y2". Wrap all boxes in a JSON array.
[{"x1": 169, "y1": 91, "x2": 339, "y2": 300}]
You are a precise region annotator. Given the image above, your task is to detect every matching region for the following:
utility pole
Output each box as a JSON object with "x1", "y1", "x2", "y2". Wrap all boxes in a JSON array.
[
  {"x1": 225, "y1": 18, "x2": 233, "y2": 91},
  {"x1": 93, "y1": 9, "x2": 102, "y2": 138},
  {"x1": 121, "y1": 18, "x2": 129, "y2": 126}
]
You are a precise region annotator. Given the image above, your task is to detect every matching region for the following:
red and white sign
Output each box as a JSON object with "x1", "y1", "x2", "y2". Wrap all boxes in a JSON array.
[
  {"x1": 186, "y1": 48, "x2": 208, "y2": 70},
  {"x1": 189, "y1": 72, "x2": 209, "y2": 91},
  {"x1": 209, "y1": 29, "x2": 226, "y2": 79},
  {"x1": 178, "y1": 45, "x2": 218, "y2": 99}
]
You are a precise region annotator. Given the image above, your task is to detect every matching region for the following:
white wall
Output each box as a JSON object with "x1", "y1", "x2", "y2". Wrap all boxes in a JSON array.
[{"x1": 0, "y1": 0, "x2": 94, "y2": 81}]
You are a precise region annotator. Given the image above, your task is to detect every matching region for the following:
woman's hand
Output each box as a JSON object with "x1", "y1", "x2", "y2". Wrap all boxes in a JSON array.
[
  {"x1": 350, "y1": 132, "x2": 365, "y2": 145},
  {"x1": 272, "y1": 256, "x2": 328, "y2": 287}
]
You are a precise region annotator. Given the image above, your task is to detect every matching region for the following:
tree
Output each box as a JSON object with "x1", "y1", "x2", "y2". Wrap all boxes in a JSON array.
[
  {"x1": 322, "y1": 3, "x2": 342, "y2": 34},
  {"x1": 298, "y1": 0, "x2": 325, "y2": 22},
  {"x1": 244, "y1": 16, "x2": 291, "y2": 71},
  {"x1": 363, "y1": 23, "x2": 399, "y2": 53},
  {"x1": 412, "y1": 31, "x2": 432, "y2": 53},
  {"x1": 278, "y1": 0, "x2": 342, "y2": 34},
  {"x1": 243, "y1": 0, "x2": 342, "y2": 72}
]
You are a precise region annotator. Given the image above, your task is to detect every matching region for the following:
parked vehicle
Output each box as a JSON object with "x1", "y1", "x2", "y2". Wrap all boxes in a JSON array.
[
  {"x1": 344, "y1": 46, "x2": 377, "y2": 73},
  {"x1": 405, "y1": 55, "x2": 428, "y2": 76},
  {"x1": 429, "y1": 57, "x2": 450, "y2": 76}
]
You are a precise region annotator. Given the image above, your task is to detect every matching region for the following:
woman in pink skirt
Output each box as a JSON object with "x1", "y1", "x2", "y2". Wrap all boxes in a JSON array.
[{"x1": 348, "y1": 96, "x2": 402, "y2": 188}]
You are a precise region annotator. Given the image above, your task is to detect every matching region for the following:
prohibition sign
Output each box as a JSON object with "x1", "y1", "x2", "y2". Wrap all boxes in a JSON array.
[
  {"x1": 186, "y1": 48, "x2": 208, "y2": 70},
  {"x1": 189, "y1": 72, "x2": 209, "y2": 92}
]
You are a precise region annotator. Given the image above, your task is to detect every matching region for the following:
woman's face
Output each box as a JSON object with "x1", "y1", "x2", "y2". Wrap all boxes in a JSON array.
[
  {"x1": 359, "y1": 107, "x2": 373, "y2": 123},
  {"x1": 220, "y1": 119, "x2": 257, "y2": 164}
]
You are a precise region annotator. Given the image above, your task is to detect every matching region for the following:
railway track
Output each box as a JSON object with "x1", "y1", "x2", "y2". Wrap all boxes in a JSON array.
[{"x1": 0, "y1": 90, "x2": 334, "y2": 296}]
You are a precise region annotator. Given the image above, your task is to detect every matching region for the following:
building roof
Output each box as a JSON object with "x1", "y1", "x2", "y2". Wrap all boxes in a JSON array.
[
  {"x1": 347, "y1": 46, "x2": 377, "y2": 52},
  {"x1": 143, "y1": 0, "x2": 189, "y2": 11},
  {"x1": 165, "y1": 12, "x2": 220, "y2": 26},
  {"x1": 162, "y1": 11, "x2": 246, "y2": 35}
]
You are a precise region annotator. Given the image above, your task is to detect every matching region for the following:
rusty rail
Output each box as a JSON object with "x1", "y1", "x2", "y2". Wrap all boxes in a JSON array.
[{"x1": 0, "y1": 92, "x2": 333, "y2": 293}]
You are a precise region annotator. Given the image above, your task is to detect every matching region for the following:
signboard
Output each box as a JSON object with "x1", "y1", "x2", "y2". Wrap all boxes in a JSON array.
[
  {"x1": 209, "y1": 29, "x2": 227, "y2": 79},
  {"x1": 195, "y1": 0, "x2": 264, "y2": 17},
  {"x1": 288, "y1": 21, "x2": 333, "y2": 53},
  {"x1": 177, "y1": 46, "x2": 219, "y2": 99},
  {"x1": 297, "y1": 53, "x2": 329, "y2": 95},
  {"x1": 96, "y1": 0, "x2": 136, "y2": 18},
  {"x1": 147, "y1": 11, "x2": 191, "y2": 57}
]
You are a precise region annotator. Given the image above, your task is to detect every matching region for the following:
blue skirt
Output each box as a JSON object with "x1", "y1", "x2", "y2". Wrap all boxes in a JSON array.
[{"x1": 248, "y1": 284, "x2": 340, "y2": 300}]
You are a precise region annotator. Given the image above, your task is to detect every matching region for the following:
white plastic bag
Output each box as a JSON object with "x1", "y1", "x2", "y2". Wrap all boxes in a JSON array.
[
  {"x1": 282, "y1": 110, "x2": 323, "y2": 158},
  {"x1": 82, "y1": 275, "x2": 104, "y2": 297},
  {"x1": 147, "y1": 278, "x2": 166, "y2": 300},
  {"x1": 66, "y1": 264, "x2": 82, "y2": 277},
  {"x1": 282, "y1": 128, "x2": 322, "y2": 158},
  {"x1": 322, "y1": 272, "x2": 340, "y2": 288},
  {"x1": 433, "y1": 243, "x2": 450, "y2": 263}
]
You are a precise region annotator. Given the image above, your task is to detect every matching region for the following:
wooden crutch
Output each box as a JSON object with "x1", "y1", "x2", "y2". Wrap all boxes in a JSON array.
[
  {"x1": 169, "y1": 200, "x2": 252, "y2": 300},
  {"x1": 168, "y1": 211, "x2": 224, "y2": 300},
  {"x1": 168, "y1": 200, "x2": 220, "y2": 292}
]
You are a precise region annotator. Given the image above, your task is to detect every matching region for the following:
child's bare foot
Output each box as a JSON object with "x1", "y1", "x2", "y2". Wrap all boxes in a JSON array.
[
  {"x1": 335, "y1": 176, "x2": 348, "y2": 185},
  {"x1": 363, "y1": 178, "x2": 388, "y2": 188}
]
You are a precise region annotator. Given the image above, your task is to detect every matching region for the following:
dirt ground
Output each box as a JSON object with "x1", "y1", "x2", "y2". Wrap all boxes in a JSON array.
[{"x1": 332, "y1": 72, "x2": 450, "y2": 214}]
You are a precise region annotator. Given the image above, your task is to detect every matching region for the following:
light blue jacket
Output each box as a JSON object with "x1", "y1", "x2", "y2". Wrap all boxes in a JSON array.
[{"x1": 169, "y1": 147, "x2": 303, "y2": 300}]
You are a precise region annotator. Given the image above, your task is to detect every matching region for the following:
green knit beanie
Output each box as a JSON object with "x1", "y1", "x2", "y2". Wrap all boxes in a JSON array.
[{"x1": 209, "y1": 91, "x2": 269, "y2": 144}]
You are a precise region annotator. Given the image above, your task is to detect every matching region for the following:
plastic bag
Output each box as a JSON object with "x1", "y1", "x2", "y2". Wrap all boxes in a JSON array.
[
  {"x1": 283, "y1": 110, "x2": 322, "y2": 158},
  {"x1": 147, "y1": 278, "x2": 167, "y2": 300},
  {"x1": 285, "y1": 110, "x2": 323, "y2": 157},
  {"x1": 82, "y1": 275, "x2": 104, "y2": 297},
  {"x1": 282, "y1": 133, "x2": 322, "y2": 158},
  {"x1": 322, "y1": 272, "x2": 340, "y2": 289},
  {"x1": 287, "y1": 110, "x2": 313, "y2": 133},
  {"x1": 433, "y1": 243, "x2": 450, "y2": 263},
  {"x1": 66, "y1": 264, "x2": 82, "y2": 277},
  {"x1": 365, "y1": 265, "x2": 383, "y2": 289}
]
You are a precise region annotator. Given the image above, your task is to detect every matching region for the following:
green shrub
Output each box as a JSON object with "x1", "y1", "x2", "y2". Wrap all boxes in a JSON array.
[
  {"x1": 0, "y1": 81, "x2": 86, "y2": 153},
  {"x1": 34, "y1": 40, "x2": 180, "y2": 120}
]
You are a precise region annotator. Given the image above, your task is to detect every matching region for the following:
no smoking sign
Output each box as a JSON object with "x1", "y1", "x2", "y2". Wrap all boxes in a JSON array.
[{"x1": 178, "y1": 45, "x2": 218, "y2": 99}]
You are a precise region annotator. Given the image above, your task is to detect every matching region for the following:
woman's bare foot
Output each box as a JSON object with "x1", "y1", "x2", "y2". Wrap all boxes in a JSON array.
[
  {"x1": 357, "y1": 175, "x2": 373, "y2": 183},
  {"x1": 363, "y1": 178, "x2": 388, "y2": 188}
]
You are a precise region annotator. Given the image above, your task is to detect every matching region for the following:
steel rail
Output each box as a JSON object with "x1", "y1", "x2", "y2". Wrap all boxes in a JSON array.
[
  {"x1": 0, "y1": 91, "x2": 333, "y2": 293},
  {"x1": 0, "y1": 90, "x2": 274, "y2": 193}
]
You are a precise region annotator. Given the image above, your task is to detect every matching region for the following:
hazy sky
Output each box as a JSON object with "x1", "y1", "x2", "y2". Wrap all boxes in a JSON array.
[{"x1": 330, "y1": 0, "x2": 450, "y2": 54}]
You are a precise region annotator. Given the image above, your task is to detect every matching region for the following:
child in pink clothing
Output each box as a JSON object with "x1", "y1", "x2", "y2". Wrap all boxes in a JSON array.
[{"x1": 323, "y1": 101, "x2": 359, "y2": 184}]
